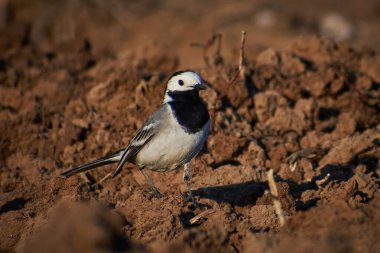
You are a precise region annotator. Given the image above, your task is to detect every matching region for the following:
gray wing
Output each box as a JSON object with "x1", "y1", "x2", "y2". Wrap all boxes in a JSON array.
[{"x1": 111, "y1": 104, "x2": 167, "y2": 177}]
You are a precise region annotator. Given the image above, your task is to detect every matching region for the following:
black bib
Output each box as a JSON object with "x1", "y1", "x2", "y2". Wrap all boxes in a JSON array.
[{"x1": 167, "y1": 90, "x2": 209, "y2": 134}]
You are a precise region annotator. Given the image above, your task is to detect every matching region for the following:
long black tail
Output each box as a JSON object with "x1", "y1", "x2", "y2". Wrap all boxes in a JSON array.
[{"x1": 60, "y1": 150, "x2": 124, "y2": 178}]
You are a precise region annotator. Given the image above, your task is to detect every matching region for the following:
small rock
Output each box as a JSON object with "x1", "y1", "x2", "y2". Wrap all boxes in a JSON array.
[
  {"x1": 256, "y1": 49, "x2": 280, "y2": 67},
  {"x1": 71, "y1": 118, "x2": 89, "y2": 129}
]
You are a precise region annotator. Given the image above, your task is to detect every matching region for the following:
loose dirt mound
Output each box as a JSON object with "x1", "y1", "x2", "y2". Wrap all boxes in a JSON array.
[{"x1": 1, "y1": 35, "x2": 379, "y2": 252}]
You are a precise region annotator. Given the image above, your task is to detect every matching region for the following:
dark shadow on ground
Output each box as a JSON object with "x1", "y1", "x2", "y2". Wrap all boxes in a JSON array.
[
  {"x1": 0, "y1": 197, "x2": 28, "y2": 215},
  {"x1": 194, "y1": 181, "x2": 267, "y2": 206}
]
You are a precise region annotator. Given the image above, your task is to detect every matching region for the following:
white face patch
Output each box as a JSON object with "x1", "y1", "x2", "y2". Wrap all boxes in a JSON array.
[{"x1": 165, "y1": 71, "x2": 202, "y2": 93}]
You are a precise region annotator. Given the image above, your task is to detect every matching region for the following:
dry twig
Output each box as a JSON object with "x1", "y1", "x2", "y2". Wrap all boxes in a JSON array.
[
  {"x1": 266, "y1": 169, "x2": 285, "y2": 227},
  {"x1": 210, "y1": 31, "x2": 247, "y2": 131},
  {"x1": 315, "y1": 173, "x2": 330, "y2": 188},
  {"x1": 215, "y1": 31, "x2": 246, "y2": 102},
  {"x1": 189, "y1": 209, "x2": 215, "y2": 225}
]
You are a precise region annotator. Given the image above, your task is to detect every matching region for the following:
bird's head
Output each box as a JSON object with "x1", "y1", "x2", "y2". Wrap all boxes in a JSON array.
[{"x1": 165, "y1": 70, "x2": 207, "y2": 93}]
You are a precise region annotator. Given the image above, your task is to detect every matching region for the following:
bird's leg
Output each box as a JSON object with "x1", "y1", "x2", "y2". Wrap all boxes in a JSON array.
[
  {"x1": 183, "y1": 163, "x2": 197, "y2": 204},
  {"x1": 139, "y1": 167, "x2": 162, "y2": 198},
  {"x1": 99, "y1": 171, "x2": 113, "y2": 183}
]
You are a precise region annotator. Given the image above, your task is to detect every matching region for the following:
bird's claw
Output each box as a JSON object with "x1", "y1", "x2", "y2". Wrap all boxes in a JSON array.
[
  {"x1": 150, "y1": 187, "x2": 162, "y2": 198},
  {"x1": 182, "y1": 191, "x2": 200, "y2": 208}
]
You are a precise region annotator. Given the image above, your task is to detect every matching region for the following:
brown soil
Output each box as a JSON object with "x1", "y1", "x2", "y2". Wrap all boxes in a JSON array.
[{"x1": 1, "y1": 1, "x2": 380, "y2": 253}]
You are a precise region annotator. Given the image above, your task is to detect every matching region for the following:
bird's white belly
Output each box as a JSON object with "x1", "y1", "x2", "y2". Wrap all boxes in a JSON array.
[{"x1": 136, "y1": 119, "x2": 210, "y2": 171}]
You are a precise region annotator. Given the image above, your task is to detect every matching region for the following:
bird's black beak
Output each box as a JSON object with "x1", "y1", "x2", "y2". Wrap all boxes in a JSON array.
[{"x1": 194, "y1": 82, "x2": 208, "y2": 90}]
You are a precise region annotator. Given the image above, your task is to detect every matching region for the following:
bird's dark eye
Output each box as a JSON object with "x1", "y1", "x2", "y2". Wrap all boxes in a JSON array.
[{"x1": 178, "y1": 80, "x2": 184, "y2": 86}]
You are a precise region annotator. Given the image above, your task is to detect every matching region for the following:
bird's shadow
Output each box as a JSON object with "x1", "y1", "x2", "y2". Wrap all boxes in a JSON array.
[
  {"x1": 193, "y1": 151, "x2": 380, "y2": 208},
  {"x1": 193, "y1": 181, "x2": 267, "y2": 206}
]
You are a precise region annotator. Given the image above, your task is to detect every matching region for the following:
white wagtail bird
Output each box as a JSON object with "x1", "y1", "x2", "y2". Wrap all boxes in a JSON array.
[{"x1": 61, "y1": 70, "x2": 210, "y2": 201}]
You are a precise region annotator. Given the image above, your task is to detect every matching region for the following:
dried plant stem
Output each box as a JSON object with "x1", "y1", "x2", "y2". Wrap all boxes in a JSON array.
[
  {"x1": 267, "y1": 169, "x2": 285, "y2": 227},
  {"x1": 316, "y1": 173, "x2": 330, "y2": 188},
  {"x1": 189, "y1": 209, "x2": 215, "y2": 225},
  {"x1": 216, "y1": 31, "x2": 246, "y2": 102},
  {"x1": 210, "y1": 31, "x2": 246, "y2": 132}
]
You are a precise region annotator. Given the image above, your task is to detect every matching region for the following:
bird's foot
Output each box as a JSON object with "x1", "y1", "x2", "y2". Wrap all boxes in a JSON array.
[
  {"x1": 148, "y1": 187, "x2": 162, "y2": 199},
  {"x1": 182, "y1": 191, "x2": 200, "y2": 209}
]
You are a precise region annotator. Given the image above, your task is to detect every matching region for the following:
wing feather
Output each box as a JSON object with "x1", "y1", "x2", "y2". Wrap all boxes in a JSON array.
[
  {"x1": 111, "y1": 104, "x2": 168, "y2": 177},
  {"x1": 111, "y1": 122, "x2": 157, "y2": 177}
]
